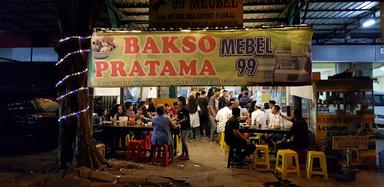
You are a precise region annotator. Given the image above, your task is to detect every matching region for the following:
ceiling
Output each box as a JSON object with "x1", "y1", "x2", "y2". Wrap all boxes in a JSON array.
[{"x1": 0, "y1": 0, "x2": 382, "y2": 46}]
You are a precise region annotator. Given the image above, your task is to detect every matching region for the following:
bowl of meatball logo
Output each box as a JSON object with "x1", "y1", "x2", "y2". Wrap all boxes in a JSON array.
[{"x1": 92, "y1": 36, "x2": 116, "y2": 59}]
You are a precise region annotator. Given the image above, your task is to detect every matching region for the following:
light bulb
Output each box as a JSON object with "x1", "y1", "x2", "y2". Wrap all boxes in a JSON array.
[{"x1": 362, "y1": 19, "x2": 376, "y2": 27}]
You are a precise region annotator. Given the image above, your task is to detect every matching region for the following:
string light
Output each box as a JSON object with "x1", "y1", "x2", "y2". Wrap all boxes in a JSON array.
[
  {"x1": 58, "y1": 106, "x2": 90, "y2": 122},
  {"x1": 55, "y1": 68, "x2": 88, "y2": 87},
  {"x1": 57, "y1": 87, "x2": 88, "y2": 101},
  {"x1": 59, "y1": 36, "x2": 91, "y2": 43},
  {"x1": 55, "y1": 49, "x2": 90, "y2": 66},
  {"x1": 57, "y1": 37, "x2": 92, "y2": 122}
]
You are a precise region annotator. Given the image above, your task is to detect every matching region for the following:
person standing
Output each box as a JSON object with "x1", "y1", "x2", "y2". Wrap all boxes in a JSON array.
[
  {"x1": 215, "y1": 102, "x2": 232, "y2": 134},
  {"x1": 169, "y1": 101, "x2": 178, "y2": 119},
  {"x1": 176, "y1": 96, "x2": 190, "y2": 160},
  {"x1": 239, "y1": 92, "x2": 251, "y2": 108},
  {"x1": 208, "y1": 88, "x2": 221, "y2": 142},
  {"x1": 197, "y1": 91, "x2": 209, "y2": 138},
  {"x1": 187, "y1": 95, "x2": 200, "y2": 139},
  {"x1": 218, "y1": 90, "x2": 229, "y2": 110},
  {"x1": 238, "y1": 87, "x2": 249, "y2": 100}
]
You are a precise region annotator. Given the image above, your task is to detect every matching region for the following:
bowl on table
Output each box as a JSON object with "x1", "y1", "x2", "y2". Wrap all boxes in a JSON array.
[{"x1": 93, "y1": 49, "x2": 114, "y2": 59}]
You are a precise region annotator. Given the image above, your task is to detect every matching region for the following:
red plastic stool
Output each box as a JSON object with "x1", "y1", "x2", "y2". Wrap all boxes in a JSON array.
[
  {"x1": 152, "y1": 144, "x2": 173, "y2": 166},
  {"x1": 144, "y1": 131, "x2": 154, "y2": 150},
  {"x1": 242, "y1": 133, "x2": 250, "y2": 139},
  {"x1": 126, "y1": 140, "x2": 145, "y2": 162}
]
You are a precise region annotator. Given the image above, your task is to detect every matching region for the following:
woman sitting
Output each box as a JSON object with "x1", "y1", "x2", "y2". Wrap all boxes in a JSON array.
[
  {"x1": 113, "y1": 104, "x2": 127, "y2": 122},
  {"x1": 94, "y1": 107, "x2": 107, "y2": 125},
  {"x1": 151, "y1": 105, "x2": 176, "y2": 146},
  {"x1": 136, "y1": 105, "x2": 153, "y2": 124},
  {"x1": 149, "y1": 105, "x2": 176, "y2": 161},
  {"x1": 125, "y1": 102, "x2": 136, "y2": 118}
]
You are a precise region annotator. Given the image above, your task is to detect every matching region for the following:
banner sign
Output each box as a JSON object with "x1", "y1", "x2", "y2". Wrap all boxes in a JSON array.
[
  {"x1": 332, "y1": 135, "x2": 369, "y2": 150},
  {"x1": 89, "y1": 28, "x2": 313, "y2": 87},
  {"x1": 149, "y1": 0, "x2": 243, "y2": 28}
]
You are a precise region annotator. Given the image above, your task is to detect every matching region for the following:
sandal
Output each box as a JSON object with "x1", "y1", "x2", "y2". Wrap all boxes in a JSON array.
[{"x1": 177, "y1": 155, "x2": 189, "y2": 160}]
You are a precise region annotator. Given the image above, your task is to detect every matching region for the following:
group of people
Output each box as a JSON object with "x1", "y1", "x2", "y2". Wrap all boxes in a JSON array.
[
  {"x1": 208, "y1": 87, "x2": 310, "y2": 165},
  {"x1": 93, "y1": 87, "x2": 310, "y2": 165},
  {"x1": 93, "y1": 99, "x2": 156, "y2": 127},
  {"x1": 224, "y1": 105, "x2": 310, "y2": 164},
  {"x1": 93, "y1": 96, "x2": 196, "y2": 160}
]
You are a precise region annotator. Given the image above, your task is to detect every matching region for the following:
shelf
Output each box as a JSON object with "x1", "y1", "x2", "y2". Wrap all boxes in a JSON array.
[{"x1": 313, "y1": 79, "x2": 373, "y2": 92}]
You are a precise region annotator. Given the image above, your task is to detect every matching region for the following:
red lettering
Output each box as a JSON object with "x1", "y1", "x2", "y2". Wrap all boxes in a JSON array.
[
  {"x1": 160, "y1": 60, "x2": 177, "y2": 76},
  {"x1": 110, "y1": 61, "x2": 127, "y2": 77},
  {"x1": 145, "y1": 60, "x2": 160, "y2": 76},
  {"x1": 95, "y1": 61, "x2": 109, "y2": 77},
  {"x1": 124, "y1": 37, "x2": 139, "y2": 54},
  {"x1": 161, "y1": 36, "x2": 180, "y2": 53},
  {"x1": 198, "y1": 35, "x2": 216, "y2": 53},
  {"x1": 198, "y1": 59, "x2": 217, "y2": 76},
  {"x1": 128, "y1": 60, "x2": 145, "y2": 76},
  {"x1": 179, "y1": 59, "x2": 197, "y2": 76},
  {"x1": 141, "y1": 36, "x2": 160, "y2": 54},
  {"x1": 182, "y1": 36, "x2": 196, "y2": 53}
]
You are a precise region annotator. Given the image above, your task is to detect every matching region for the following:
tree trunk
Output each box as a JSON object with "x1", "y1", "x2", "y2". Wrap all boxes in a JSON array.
[
  {"x1": 56, "y1": 0, "x2": 107, "y2": 169},
  {"x1": 56, "y1": 38, "x2": 110, "y2": 170}
]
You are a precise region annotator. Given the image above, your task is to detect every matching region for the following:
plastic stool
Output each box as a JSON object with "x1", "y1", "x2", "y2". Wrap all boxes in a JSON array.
[
  {"x1": 249, "y1": 133, "x2": 261, "y2": 144},
  {"x1": 306, "y1": 151, "x2": 328, "y2": 179},
  {"x1": 252, "y1": 144, "x2": 270, "y2": 171},
  {"x1": 242, "y1": 133, "x2": 250, "y2": 139},
  {"x1": 125, "y1": 134, "x2": 135, "y2": 145},
  {"x1": 152, "y1": 144, "x2": 173, "y2": 166},
  {"x1": 223, "y1": 144, "x2": 229, "y2": 155},
  {"x1": 144, "y1": 135, "x2": 151, "y2": 149},
  {"x1": 275, "y1": 149, "x2": 300, "y2": 179},
  {"x1": 125, "y1": 140, "x2": 145, "y2": 162},
  {"x1": 219, "y1": 132, "x2": 225, "y2": 150},
  {"x1": 96, "y1": 143, "x2": 105, "y2": 159}
]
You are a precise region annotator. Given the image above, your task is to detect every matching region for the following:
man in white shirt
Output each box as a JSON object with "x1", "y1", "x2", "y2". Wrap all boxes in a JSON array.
[
  {"x1": 268, "y1": 105, "x2": 284, "y2": 128},
  {"x1": 251, "y1": 102, "x2": 267, "y2": 128},
  {"x1": 265, "y1": 100, "x2": 276, "y2": 126},
  {"x1": 215, "y1": 102, "x2": 232, "y2": 133}
]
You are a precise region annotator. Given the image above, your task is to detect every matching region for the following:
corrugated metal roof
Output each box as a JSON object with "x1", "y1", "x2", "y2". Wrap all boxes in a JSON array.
[{"x1": 0, "y1": 0, "x2": 380, "y2": 45}]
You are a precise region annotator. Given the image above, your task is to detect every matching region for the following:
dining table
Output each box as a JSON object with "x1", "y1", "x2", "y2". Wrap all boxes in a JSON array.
[
  {"x1": 239, "y1": 125, "x2": 291, "y2": 134},
  {"x1": 99, "y1": 123, "x2": 154, "y2": 156}
]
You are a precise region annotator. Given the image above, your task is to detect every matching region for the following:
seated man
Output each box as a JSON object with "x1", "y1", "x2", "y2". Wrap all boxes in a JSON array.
[
  {"x1": 225, "y1": 107, "x2": 255, "y2": 165},
  {"x1": 263, "y1": 105, "x2": 287, "y2": 151}
]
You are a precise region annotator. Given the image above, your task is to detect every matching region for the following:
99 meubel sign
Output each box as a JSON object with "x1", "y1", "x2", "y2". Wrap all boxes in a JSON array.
[
  {"x1": 149, "y1": 0, "x2": 243, "y2": 28},
  {"x1": 89, "y1": 29, "x2": 312, "y2": 87}
]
